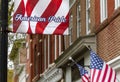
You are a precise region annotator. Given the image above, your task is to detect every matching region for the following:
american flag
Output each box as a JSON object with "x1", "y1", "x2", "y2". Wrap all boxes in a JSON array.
[
  {"x1": 76, "y1": 64, "x2": 90, "y2": 82},
  {"x1": 13, "y1": 0, "x2": 69, "y2": 35},
  {"x1": 90, "y1": 50, "x2": 116, "y2": 82}
]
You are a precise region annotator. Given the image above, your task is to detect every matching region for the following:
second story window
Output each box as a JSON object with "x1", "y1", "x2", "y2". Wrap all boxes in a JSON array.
[
  {"x1": 69, "y1": 14, "x2": 73, "y2": 45},
  {"x1": 115, "y1": 0, "x2": 120, "y2": 9},
  {"x1": 47, "y1": 35, "x2": 50, "y2": 66},
  {"x1": 44, "y1": 38, "x2": 47, "y2": 70},
  {"x1": 100, "y1": 0, "x2": 107, "y2": 22},
  {"x1": 54, "y1": 35, "x2": 57, "y2": 60},
  {"x1": 86, "y1": 0, "x2": 91, "y2": 34},
  {"x1": 58, "y1": 35, "x2": 62, "y2": 56},
  {"x1": 77, "y1": 3, "x2": 81, "y2": 38}
]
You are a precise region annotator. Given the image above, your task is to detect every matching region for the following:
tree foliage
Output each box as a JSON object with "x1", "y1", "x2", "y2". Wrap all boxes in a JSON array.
[{"x1": 9, "y1": 39, "x2": 25, "y2": 61}]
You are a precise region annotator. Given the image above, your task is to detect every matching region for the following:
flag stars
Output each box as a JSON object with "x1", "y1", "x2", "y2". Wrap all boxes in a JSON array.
[{"x1": 90, "y1": 51, "x2": 103, "y2": 69}]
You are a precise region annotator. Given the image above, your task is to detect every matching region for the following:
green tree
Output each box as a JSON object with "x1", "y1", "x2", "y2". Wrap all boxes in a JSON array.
[{"x1": 9, "y1": 39, "x2": 25, "y2": 61}]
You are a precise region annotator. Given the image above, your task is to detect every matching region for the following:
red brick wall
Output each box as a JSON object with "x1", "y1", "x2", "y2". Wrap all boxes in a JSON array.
[
  {"x1": 95, "y1": 0, "x2": 100, "y2": 29},
  {"x1": 97, "y1": 13, "x2": 120, "y2": 62},
  {"x1": 107, "y1": 0, "x2": 114, "y2": 18}
]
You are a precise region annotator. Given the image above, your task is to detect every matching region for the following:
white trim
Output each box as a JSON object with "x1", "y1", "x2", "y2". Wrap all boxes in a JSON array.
[{"x1": 107, "y1": 56, "x2": 120, "y2": 70}]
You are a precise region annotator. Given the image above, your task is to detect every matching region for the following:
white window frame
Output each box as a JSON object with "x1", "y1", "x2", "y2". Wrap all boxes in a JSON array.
[
  {"x1": 115, "y1": 0, "x2": 120, "y2": 9},
  {"x1": 69, "y1": 15, "x2": 73, "y2": 45},
  {"x1": 77, "y1": 3, "x2": 81, "y2": 38},
  {"x1": 86, "y1": 0, "x2": 91, "y2": 34},
  {"x1": 26, "y1": 42, "x2": 29, "y2": 60},
  {"x1": 100, "y1": 0, "x2": 108, "y2": 22}
]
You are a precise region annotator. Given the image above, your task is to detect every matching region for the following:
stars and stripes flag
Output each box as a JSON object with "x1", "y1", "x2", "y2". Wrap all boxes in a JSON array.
[
  {"x1": 76, "y1": 64, "x2": 90, "y2": 82},
  {"x1": 90, "y1": 50, "x2": 116, "y2": 82},
  {"x1": 13, "y1": 0, "x2": 69, "y2": 35}
]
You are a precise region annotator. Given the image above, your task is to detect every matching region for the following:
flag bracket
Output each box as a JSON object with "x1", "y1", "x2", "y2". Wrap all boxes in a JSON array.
[
  {"x1": 69, "y1": 57, "x2": 90, "y2": 68},
  {"x1": 84, "y1": 44, "x2": 92, "y2": 51}
]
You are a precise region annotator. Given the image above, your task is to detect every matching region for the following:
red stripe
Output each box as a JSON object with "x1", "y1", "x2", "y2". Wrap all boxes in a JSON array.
[
  {"x1": 114, "y1": 74, "x2": 116, "y2": 82},
  {"x1": 53, "y1": 13, "x2": 69, "y2": 35},
  {"x1": 84, "y1": 74, "x2": 90, "y2": 82},
  {"x1": 26, "y1": 0, "x2": 39, "y2": 33},
  {"x1": 91, "y1": 69, "x2": 96, "y2": 82},
  {"x1": 26, "y1": 0, "x2": 38, "y2": 16},
  {"x1": 83, "y1": 75, "x2": 88, "y2": 81},
  {"x1": 108, "y1": 68, "x2": 113, "y2": 82},
  {"x1": 102, "y1": 65, "x2": 108, "y2": 82},
  {"x1": 35, "y1": 0, "x2": 62, "y2": 34},
  {"x1": 13, "y1": 0, "x2": 25, "y2": 32}
]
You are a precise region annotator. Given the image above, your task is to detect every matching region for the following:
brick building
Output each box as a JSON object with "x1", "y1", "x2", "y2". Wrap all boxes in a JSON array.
[
  {"x1": 92, "y1": 0, "x2": 120, "y2": 79},
  {"x1": 26, "y1": 0, "x2": 120, "y2": 82}
]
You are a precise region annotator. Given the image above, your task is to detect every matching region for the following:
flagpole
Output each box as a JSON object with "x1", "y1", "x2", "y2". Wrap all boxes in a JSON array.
[
  {"x1": 69, "y1": 57, "x2": 90, "y2": 68},
  {"x1": 0, "y1": 0, "x2": 8, "y2": 82}
]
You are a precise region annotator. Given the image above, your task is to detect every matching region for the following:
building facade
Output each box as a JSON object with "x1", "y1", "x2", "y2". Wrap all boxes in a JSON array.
[
  {"x1": 26, "y1": 0, "x2": 120, "y2": 82},
  {"x1": 93, "y1": 0, "x2": 120, "y2": 80}
]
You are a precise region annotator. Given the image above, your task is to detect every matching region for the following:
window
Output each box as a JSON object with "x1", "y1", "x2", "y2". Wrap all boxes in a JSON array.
[
  {"x1": 100, "y1": 0, "x2": 107, "y2": 22},
  {"x1": 86, "y1": 0, "x2": 91, "y2": 34},
  {"x1": 115, "y1": 0, "x2": 120, "y2": 9},
  {"x1": 48, "y1": 35, "x2": 50, "y2": 66},
  {"x1": 69, "y1": 14, "x2": 73, "y2": 45},
  {"x1": 58, "y1": 35, "x2": 62, "y2": 56},
  {"x1": 54, "y1": 35, "x2": 57, "y2": 60},
  {"x1": 26, "y1": 42, "x2": 29, "y2": 60},
  {"x1": 34, "y1": 45, "x2": 38, "y2": 75},
  {"x1": 77, "y1": 3, "x2": 81, "y2": 38},
  {"x1": 44, "y1": 38, "x2": 47, "y2": 70}
]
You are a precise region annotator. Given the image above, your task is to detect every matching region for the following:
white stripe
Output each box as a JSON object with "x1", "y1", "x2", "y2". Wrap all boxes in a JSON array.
[
  {"x1": 93, "y1": 70, "x2": 99, "y2": 82},
  {"x1": 14, "y1": 0, "x2": 22, "y2": 12},
  {"x1": 15, "y1": 0, "x2": 29, "y2": 33},
  {"x1": 16, "y1": 12, "x2": 29, "y2": 33},
  {"x1": 43, "y1": 0, "x2": 69, "y2": 34},
  {"x1": 63, "y1": 28, "x2": 69, "y2": 35},
  {"x1": 90, "y1": 69, "x2": 94, "y2": 82},
  {"x1": 16, "y1": 15, "x2": 29, "y2": 33},
  {"x1": 82, "y1": 76, "x2": 88, "y2": 82},
  {"x1": 30, "y1": 0, "x2": 52, "y2": 33},
  {"x1": 104, "y1": 66, "x2": 111, "y2": 82},
  {"x1": 99, "y1": 63, "x2": 106, "y2": 82}
]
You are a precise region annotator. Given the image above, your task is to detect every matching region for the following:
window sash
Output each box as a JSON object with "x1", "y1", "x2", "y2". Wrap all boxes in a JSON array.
[
  {"x1": 86, "y1": 0, "x2": 91, "y2": 34},
  {"x1": 115, "y1": 0, "x2": 120, "y2": 9},
  {"x1": 100, "y1": 0, "x2": 107, "y2": 22}
]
